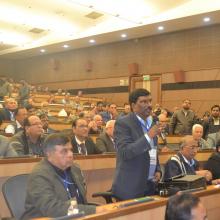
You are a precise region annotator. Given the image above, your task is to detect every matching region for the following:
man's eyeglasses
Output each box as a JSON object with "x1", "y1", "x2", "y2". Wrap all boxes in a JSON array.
[
  {"x1": 186, "y1": 145, "x2": 199, "y2": 150},
  {"x1": 77, "y1": 125, "x2": 88, "y2": 129},
  {"x1": 30, "y1": 123, "x2": 42, "y2": 127}
]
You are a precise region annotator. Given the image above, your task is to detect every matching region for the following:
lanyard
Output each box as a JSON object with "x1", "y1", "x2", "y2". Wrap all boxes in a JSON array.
[
  {"x1": 136, "y1": 115, "x2": 152, "y2": 132},
  {"x1": 59, "y1": 172, "x2": 79, "y2": 200}
]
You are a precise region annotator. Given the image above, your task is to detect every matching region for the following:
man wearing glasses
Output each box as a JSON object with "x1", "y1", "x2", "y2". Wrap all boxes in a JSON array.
[
  {"x1": 9, "y1": 115, "x2": 45, "y2": 156},
  {"x1": 163, "y1": 135, "x2": 212, "y2": 182},
  {"x1": 21, "y1": 133, "x2": 96, "y2": 219},
  {"x1": 71, "y1": 118, "x2": 101, "y2": 155}
]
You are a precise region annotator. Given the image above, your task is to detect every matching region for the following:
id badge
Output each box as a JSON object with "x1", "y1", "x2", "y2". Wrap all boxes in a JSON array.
[{"x1": 149, "y1": 148, "x2": 157, "y2": 165}]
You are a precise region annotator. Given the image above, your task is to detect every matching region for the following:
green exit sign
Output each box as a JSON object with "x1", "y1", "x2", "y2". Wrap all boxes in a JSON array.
[{"x1": 143, "y1": 75, "x2": 150, "y2": 81}]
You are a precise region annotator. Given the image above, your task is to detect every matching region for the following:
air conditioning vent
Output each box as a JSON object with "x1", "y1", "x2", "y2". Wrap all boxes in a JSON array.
[
  {"x1": 85, "y1": 11, "x2": 103, "y2": 19},
  {"x1": 29, "y1": 28, "x2": 45, "y2": 34}
]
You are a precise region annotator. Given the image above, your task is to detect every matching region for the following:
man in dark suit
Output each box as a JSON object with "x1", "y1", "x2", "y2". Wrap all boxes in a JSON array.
[
  {"x1": 112, "y1": 89, "x2": 162, "y2": 200},
  {"x1": 71, "y1": 118, "x2": 101, "y2": 155},
  {"x1": 96, "y1": 120, "x2": 116, "y2": 153},
  {"x1": 21, "y1": 133, "x2": 96, "y2": 219},
  {"x1": 0, "y1": 98, "x2": 17, "y2": 121}
]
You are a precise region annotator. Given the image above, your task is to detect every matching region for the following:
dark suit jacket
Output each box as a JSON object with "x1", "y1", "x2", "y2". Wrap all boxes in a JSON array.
[
  {"x1": 163, "y1": 152, "x2": 199, "y2": 181},
  {"x1": 21, "y1": 159, "x2": 95, "y2": 219},
  {"x1": 96, "y1": 132, "x2": 116, "y2": 153},
  {"x1": 205, "y1": 152, "x2": 220, "y2": 180},
  {"x1": 0, "y1": 108, "x2": 13, "y2": 121},
  {"x1": 112, "y1": 112, "x2": 161, "y2": 200},
  {"x1": 71, "y1": 136, "x2": 101, "y2": 155},
  {"x1": 169, "y1": 109, "x2": 197, "y2": 135}
]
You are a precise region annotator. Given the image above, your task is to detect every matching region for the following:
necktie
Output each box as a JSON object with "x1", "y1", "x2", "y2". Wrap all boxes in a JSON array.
[
  {"x1": 79, "y1": 143, "x2": 87, "y2": 155},
  {"x1": 10, "y1": 111, "x2": 15, "y2": 121}
]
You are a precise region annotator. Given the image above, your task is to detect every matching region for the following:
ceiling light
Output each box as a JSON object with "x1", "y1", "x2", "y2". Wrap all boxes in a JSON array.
[
  {"x1": 89, "y1": 39, "x2": 95, "y2": 43},
  {"x1": 63, "y1": 44, "x2": 69, "y2": 48},
  {"x1": 203, "y1": 17, "x2": 210, "y2": 22},
  {"x1": 121, "y1": 34, "x2": 127, "y2": 38},
  {"x1": 158, "y1": 26, "x2": 164, "y2": 31},
  {"x1": 40, "y1": 49, "x2": 46, "y2": 53}
]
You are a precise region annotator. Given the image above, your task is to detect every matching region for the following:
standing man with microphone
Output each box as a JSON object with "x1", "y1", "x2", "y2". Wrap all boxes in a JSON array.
[{"x1": 112, "y1": 88, "x2": 162, "y2": 200}]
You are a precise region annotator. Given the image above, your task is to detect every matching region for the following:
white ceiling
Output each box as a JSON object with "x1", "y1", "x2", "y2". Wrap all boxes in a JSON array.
[{"x1": 1, "y1": 0, "x2": 220, "y2": 59}]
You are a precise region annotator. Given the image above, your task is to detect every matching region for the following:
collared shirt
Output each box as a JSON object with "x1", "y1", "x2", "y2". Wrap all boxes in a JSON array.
[
  {"x1": 136, "y1": 114, "x2": 157, "y2": 180},
  {"x1": 48, "y1": 160, "x2": 83, "y2": 204},
  {"x1": 27, "y1": 137, "x2": 44, "y2": 156},
  {"x1": 75, "y1": 136, "x2": 87, "y2": 155},
  {"x1": 136, "y1": 114, "x2": 152, "y2": 143},
  {"x1": 182, "y1": 154, "x2": 195, "y2": 167}
]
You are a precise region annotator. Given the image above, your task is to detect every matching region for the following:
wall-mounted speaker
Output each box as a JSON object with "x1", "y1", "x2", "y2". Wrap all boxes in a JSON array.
[
  {"x1": 174, "y1": 70, "x2": 185, "y2": 83},
  {"x1": 128, "y1": 63, "x2": 139, "y2": 75}
]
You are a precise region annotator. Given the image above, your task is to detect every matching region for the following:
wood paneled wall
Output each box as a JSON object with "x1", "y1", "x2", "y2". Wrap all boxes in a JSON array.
[{"x1": 1, "y1": 24, "x2": 220, "y2": 109}]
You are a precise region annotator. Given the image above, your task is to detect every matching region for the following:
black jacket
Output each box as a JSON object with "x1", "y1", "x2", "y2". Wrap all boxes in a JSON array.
[
  {"x1": 71, "y1": 136, "x2": 101, "y2": 155},
  {"x1": 205, "y1": 152, "x2": 220, "y2": 180}
]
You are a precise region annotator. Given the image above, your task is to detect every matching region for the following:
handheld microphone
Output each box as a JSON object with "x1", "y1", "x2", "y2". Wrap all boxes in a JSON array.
[{"x1": 155, "y1": 120, "x2": 167, "y2": 145}]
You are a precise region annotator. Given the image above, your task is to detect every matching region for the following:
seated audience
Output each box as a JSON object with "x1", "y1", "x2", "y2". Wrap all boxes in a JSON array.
[
  {"x1": 71, "y1": 118, "x2": 101, "y2": 155},
  {"x1": 158, "y1": 113, "x2": 171, "y2": 152},
  {"x1": 192, "y1": 124, "x2": 210, "y2": 149},
  {"x1": 39, "y1": 113, "x2": 56, "y2": 134},
  {"x1": 153, "y1": 103, "x2": 162, "y2": 116},
  {"x1": 88, "y1": 114, "x2": 103, "y2": 134},
  {"x1": 0, "y1": 135, "x2": 17, "y2": 157},
  {"x1": 55, "y1": 88, "x2": 63, "y2": 96},
  {"x1": 207, "y1": 128, "x2": 220, "y2": 148},
  {"x1": 163, "y1": 135, "x2": 212, "y2": 182},
  {"x1": 0, "y1": 98, "x2": 18, "y2": 121},
  {"x1": 165, "y1": 193, "x2": 207, "y2": 220},
  {"x1": 21, "y1": 133, "x2": 96, "y2": 219},
  {"x1": 205, "y1": 139, "x2": 220, "y2": 182},
  {"x1": 47, "y1": 94, "x2": 56, "y2": 104},
  {"x1": 100, "y1": 103, "x2": 118, "y2": 123},
  {"x1": 9, "y1": 115, "x2": 45, "y2": 156},
  {"x1": 118, "y1": 103, "x2": 131, "y2": 118},
  {"x1": 18, "y1": 80, "x2": 30, "y2": 106},
  {"x1": 203, "y1": 105, "x2": 220, "y2": 139},
  {"x1": 0, "y1": 77, "x2": 11, "y2": 100},
  {"x1": 5, "y1": 106, "x2": 28, "y2": 134},
  {"x1": 61, "y1": 93, "x2": 73, "y2": 105},
  {"x1": 58, "y1": 108, "x2": 68, "y2": 117},
  {"x1": 79, "y1": 111, "x2": 93, "y2": 123},
  {"x1": 96, "y1": 120, "x2": 116, "y2": 153},
  {"x1": 94, "y1": 101, "x2": 104, "y2": 115}
]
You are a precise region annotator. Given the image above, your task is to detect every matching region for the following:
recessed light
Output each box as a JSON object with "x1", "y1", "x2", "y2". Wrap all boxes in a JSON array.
[
  {"x1": 203, "y1": 17, "x2": 210, "y2": 22},
  {"x1": 158, "y1": 26, "x2": 164, "y2": 31},
  {"x1": 89, "y1": 39, "x2": 95, "y2": 43},
  {"x1": 40, "y1": 49, "x2": 46, "y2": 53},
  {"x1": 121, "y1": 34, "x2": 127, "y2": 38},
  {"x1": 63, "y1": 44, "x2": 69, "y2": 48}
]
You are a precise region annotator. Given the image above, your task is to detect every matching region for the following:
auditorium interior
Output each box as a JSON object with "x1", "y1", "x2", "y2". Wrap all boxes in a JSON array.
[{"x1": 1, "y1": 0, "x2": 220, "y2": 219}]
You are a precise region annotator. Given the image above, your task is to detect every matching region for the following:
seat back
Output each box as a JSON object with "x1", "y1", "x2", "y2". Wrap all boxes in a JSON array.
[{"x1": 2, "y1": 174, "x2": 29, "y2": 219}]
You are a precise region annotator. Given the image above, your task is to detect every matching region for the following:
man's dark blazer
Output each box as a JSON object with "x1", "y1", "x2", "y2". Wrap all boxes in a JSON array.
[
  {"x1": 96, "y1": 132, "x2": 116, "y2": 153},
  {"x1": 71, "y1": 135, "x2": 101, "y2": 155},
  {"x1": 112, "y1": 112, "x2": 161, "y2": 200},
  {"x1": 21, "y1": 159, "x2": 95, "y2": 219},
  {"x1": 0, "y1": 108, "x2": 13, "y2": 121}
]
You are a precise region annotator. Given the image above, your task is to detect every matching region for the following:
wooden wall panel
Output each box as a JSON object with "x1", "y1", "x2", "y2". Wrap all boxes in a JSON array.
[{"x1": 1, "y1": 24, "x2": 220, "y2": 107}]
